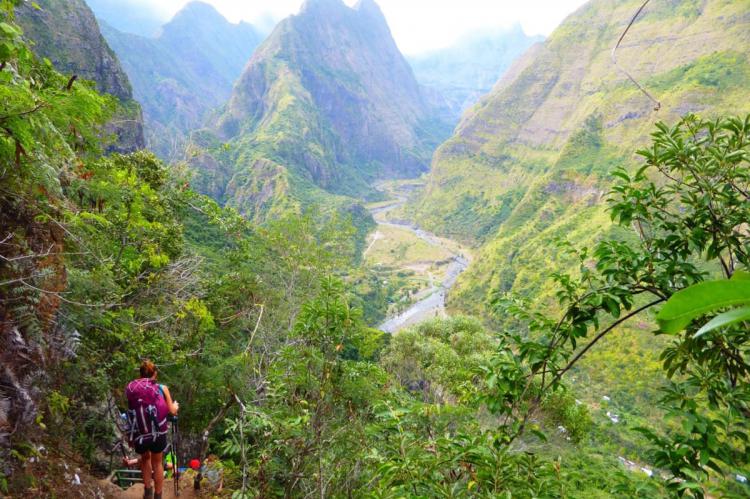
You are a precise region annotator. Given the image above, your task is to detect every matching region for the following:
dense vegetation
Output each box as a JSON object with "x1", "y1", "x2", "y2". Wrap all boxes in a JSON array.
[
  {"x1": 1, "y1": 0, "x2": 749, "y2": 498},
  {"x1": 406, "y1": 4, "x2": 750, "y2": 492}
]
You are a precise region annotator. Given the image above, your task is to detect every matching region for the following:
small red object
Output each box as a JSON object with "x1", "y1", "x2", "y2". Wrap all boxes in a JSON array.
[{"x1": 189, "y1": 459, "x2": 200, "y2": 470}]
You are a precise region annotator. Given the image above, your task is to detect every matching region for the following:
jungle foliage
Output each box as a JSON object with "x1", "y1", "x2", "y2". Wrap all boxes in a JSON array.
[
  {"x1": 490, "y1": 115, "x2": 750, "y2": 497},
  {"x1": 1, "y1": 2, "x2": 748, "y2": 497}
]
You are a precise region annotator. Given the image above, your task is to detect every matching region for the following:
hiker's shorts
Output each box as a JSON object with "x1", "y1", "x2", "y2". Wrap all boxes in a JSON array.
[{"x1": 134, "y1": 434, "x2": 167, "y2": 455}]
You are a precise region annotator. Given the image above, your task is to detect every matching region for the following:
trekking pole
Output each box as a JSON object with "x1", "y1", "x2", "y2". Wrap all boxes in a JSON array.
[{"x1": 168, "y1": 414, "x2": 180, "y2": 496}]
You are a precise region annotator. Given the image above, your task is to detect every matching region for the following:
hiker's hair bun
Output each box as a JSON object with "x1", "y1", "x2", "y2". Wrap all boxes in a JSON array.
[{"x1": 140, "y1": 359, "x2": 157, "y2": 378}]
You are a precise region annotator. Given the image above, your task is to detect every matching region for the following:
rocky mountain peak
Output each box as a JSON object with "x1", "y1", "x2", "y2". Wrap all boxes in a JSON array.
[
  {"x1": 99, "y1": 0, "x2": 263, "y2": 159},
  {"x1": 167, "y1": 1, "x2": 226, "y2": 27},
  {"x1": 162, "y1": 1, "x2": 257, "y2": 39},
  {"x1": 352, "y1": 0, "x2": 392, "y2": 40},
  {"x1": 300, "y1": 0, "x2": 347, "y2": 15},
  {"x1": 354, "y1": 0, "x2": 385, "y2": 19},
  {"x1": 203, "y1": 0, "x2": 450, "y2": 220}
]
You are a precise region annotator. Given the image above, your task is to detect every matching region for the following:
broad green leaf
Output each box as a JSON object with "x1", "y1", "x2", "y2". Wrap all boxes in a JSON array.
[
  {"x1": 731, "y1": 270, "x2": 750, "y2": 281},
  {"x1": 0, "y1": 22, "x2": 17, "y2": 36},
  {"x1": 694, "y1": 306, "x2": 750, "y2": 338},
  {"x1": 657, "y1": 281, "x2": 750, "y2": 334}
]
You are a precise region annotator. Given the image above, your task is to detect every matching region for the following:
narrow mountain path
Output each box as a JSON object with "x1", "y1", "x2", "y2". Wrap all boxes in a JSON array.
[
  {"x1": 107, "y1": 476, "x2": 200, "y2": 498},
  {"x1": 366, "y1": 183, "x2": 471, "y2": 334}
]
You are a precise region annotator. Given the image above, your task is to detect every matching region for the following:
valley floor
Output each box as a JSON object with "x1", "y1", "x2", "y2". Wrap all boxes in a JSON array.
[{"x1": 365, "y1": 181, "x2": 472, "y2": 333}]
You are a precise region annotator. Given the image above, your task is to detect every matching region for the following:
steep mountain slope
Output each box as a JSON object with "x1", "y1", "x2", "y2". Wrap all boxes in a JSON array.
[
  {"x1": 410, "y1": 0, "x2": 750, "y2": 312},
  {"x1": 99, "y1": 2, "x2": 263, "y2": 159},
  {"x1": 193, "y1": 0, "x2": 451, "y2": 222},
  {"x1": 409, "y1": 25, "x2": 543, "y2": 118},
  {"x1": 15, "y1": 0, "x2": 145, "y2": 152}
]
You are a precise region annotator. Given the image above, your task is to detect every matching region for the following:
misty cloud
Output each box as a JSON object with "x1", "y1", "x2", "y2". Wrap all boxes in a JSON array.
[{"x1": 87, "y1": 0, "x2": 588, "y2": 54}]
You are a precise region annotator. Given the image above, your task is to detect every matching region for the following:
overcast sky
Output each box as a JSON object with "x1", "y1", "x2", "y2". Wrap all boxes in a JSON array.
[{"x1": 111, "y1": 0, "x2": 590, "y2": 54}]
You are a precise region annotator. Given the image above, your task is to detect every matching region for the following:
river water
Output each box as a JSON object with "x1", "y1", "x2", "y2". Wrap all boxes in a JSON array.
[{"x1": 370, "y1": 199, "x2": 470, "y2": 334}]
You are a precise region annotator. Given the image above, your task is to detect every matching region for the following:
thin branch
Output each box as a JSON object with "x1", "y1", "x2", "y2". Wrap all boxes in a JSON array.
[
  {"x1": 49, "y1": 218, "x2": 109, "y2": 267},
  {"x1": 0, "y1": 244, "x2": 55, "y2": 263},
  {"x1": 65, "y1": 75, "x2": 77, "y2": 92},
  {"x1": 726, "y1": 178, "x2": 750, "y2": 201},
  {"x1": 0, "y1": 102, "x2": 47, "y2": 122},
  {"x1": 547, "y1": 298, "x2": 665, "y2": 388},
  {"x1": 244, "y1": 304, "x2": 265, "y2": 355},
  {"x1": 0, "y1": 272, "x2": 49, "y2": 287},
  {"x1": 194, "y1": 395, "x2": 236, "y2": 490},
  {"x1": 0, "y1": 250, "x2": 88, "y2": 263},
  {"x1": 234, "y1": 394, "x2": 249, "y2": 494},
  {"x1": 611, "y1": 0, "x2": 661, "y2": 111},
  {"x1": 137, "y1": 313, "x2": 176, "y2": 328},
  {"x1": 18, "y1": 278, "x2": 120, "y2": 308}
]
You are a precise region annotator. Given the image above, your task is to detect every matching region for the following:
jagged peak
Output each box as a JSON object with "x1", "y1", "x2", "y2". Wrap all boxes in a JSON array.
[
  {"x1": 354, "y1": 0, "x2": 381, "y2": 14},
  {"x1": 297, "y1": 0, "x2": 388, "y2": 28},
  {"x1": 354, "y1": 0, "x2": 388, "y2": 22},
  {"x1": 170, "y1": 1, "x2": 226, "y2": 24},
  {"x1": 161, "y1": 1, "x2": 257, "y2": 37},
  {"x1": 300, "y1": 0, "x2": 347, "y2": 14}
]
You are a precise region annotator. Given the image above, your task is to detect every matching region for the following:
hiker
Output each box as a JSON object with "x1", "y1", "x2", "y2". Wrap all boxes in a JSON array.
[{"x1": 126, "y1": 360, "x2": 179, "y2": 499}]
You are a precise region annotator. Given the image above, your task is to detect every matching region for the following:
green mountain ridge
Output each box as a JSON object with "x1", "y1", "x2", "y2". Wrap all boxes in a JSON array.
[
  {"x1": 99, "y1": 1, "x2": 263, "y2": 159},
  {"x1": 411, "y1": 0, "x2": 750, "y2": 313},
  {"x1": 191, "y1": 0, "x2": 452, "y2": 224},
  {"x1": 15, "y1": 0, "x2": 145, "y2": 153}
]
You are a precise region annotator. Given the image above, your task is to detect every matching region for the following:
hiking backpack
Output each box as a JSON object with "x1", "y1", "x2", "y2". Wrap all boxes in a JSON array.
[{"x1": 125, "y1": 378, "x2": 169, "y2": 445}]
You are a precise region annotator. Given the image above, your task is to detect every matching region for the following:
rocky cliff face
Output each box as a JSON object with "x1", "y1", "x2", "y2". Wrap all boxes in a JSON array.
[
  {"x1": 197, "y1": 0, "x2": 451, "y2": 221},
  {"x1": 16, "y1": 0, "x2": 145, "y2": 153},
  {"x1": 100, "y1": 2, "x2": 263, "y2": 159},
  {"x1": 411, "y1": 0, "x2": 750, "y2": 312},
  {"x1": 409, "y1": 25, "x2": 543, "y2": 119}
]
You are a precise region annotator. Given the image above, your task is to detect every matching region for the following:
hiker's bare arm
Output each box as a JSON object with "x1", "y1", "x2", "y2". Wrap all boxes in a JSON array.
[{"x1": 162, "y1": 385, "x2": 179, "y2": 415}]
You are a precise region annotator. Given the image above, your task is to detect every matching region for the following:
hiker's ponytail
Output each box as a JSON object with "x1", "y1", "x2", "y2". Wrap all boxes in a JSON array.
[{"x1": 140, "y1": 359, "x2": 157, "y2": 379}]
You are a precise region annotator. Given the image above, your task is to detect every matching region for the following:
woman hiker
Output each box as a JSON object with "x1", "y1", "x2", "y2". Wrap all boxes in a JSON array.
[{"x1": 126, "y1": 360, "x2": 179, "y2": 499}]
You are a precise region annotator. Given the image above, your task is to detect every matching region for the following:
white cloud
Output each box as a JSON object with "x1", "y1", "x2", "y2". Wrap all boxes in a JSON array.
[
  {"x1": 373, "y1": 0, "x2": 590, "y2": 53},
  {"x1": 132, "y1": 0, "x2": 590, "y2": 54}
]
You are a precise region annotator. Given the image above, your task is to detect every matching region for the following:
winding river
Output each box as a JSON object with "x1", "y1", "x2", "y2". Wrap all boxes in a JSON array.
[{"x1": 370, "y1": 197, "x2": 470, "y2": 334}]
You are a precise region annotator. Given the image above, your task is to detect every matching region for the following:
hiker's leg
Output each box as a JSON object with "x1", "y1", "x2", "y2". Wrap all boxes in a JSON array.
[
  {"x1": 151, "y1": 451, "x2": 165, "y2": 494},
  {"x1": 140, "y1": 451, "x2": 153, "y2": 491}
]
